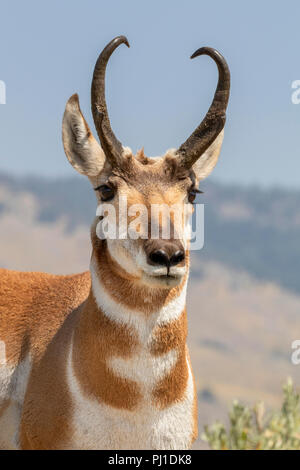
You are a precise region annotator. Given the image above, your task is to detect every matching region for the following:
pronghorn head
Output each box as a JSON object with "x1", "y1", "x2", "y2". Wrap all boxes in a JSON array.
[{"x1": 62, "y1": 37, "x2": 230, "y2": 289}]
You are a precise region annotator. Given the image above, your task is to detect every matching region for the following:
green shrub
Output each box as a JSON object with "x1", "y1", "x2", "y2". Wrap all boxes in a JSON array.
[{"x1": 202, "y1": 379, "x2": 300, "y2": 450}]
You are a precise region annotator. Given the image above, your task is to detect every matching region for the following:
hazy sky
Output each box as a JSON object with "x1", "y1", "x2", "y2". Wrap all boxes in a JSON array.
[{"x1": 0, "y1": 0, "x2": 300, "y2": 187}]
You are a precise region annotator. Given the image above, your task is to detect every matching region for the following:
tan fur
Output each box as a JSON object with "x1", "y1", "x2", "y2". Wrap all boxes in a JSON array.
[
  {"x1": 0, "y1": 401, "x2": 10, "y2": 419},
  {"x1": 92, "y1": 235, "x2": 188, "y2": 314},
  {"x1": 0, "y1": 242, "x2": 195, "y2": 448},
  {"x1": 0, "y1": 268, "x2": 90, "y2": 365},
  {"x1": 0, "y1": 157, "x2": 198, "y2": 449},
  {"x1": 20, "y1": 309, "x2": 78, "y2": 449},
  {"x1": 0, "y1": 269, "x2": 90, "y2": 449},
  {"x1": 72, "y1": 292, "x2": 141, "y2": 411},
  {"x1": 152, "y1": 343, "x2": 189, "y2": 409},
  {"x1": 150, "y1": 311, "x2": 187, "y2": 356}
]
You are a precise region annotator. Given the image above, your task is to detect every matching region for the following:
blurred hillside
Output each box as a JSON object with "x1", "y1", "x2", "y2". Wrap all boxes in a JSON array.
[
  {"x1": 0, "y1": 173, "x2": 299, "y2": 448},
  {"x1": 187, "y1": 264, "x2": 300, "y2": 447}
]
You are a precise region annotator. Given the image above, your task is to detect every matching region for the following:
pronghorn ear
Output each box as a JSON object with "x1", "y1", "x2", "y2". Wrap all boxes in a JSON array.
[
  {"x1": 192, "y1": 130, "x2": 224, "y2": 183},
  {"x1": 62, "y1": 94, "x2": 106, "y2": 176}
]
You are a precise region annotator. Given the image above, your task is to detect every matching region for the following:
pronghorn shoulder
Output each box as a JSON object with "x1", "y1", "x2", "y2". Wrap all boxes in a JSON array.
[
  {"x1": 0, "y1": 267, "x2": 91, "y2": 302},
  {"x1": 0, "y1": 268, "x2": 91, "y2": 363}
]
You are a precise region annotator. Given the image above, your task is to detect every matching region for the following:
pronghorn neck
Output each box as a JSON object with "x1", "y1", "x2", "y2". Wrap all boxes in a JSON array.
[
  {"x1": 71, "y1": 238, "x2": 190, "y2": 411},
  {"x1": 90, "y1": 238, "x2": 189, "y2": 326}
]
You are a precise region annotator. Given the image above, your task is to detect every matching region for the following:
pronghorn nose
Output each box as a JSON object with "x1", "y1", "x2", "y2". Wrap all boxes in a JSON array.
[
  {"x1": 171, "y1": 250, "x2": 185, "y2": 266},
  {"x1": 148, "y1": 248, "x2": 185, "y2": 268}
]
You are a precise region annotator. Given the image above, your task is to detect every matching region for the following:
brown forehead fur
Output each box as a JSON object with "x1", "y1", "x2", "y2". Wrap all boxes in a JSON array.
[
  {"x1": 93, "y1": 151, "x2": 192, "y2": 196},
  {"x1": 120, "y1": 151, "x2": 190, "y2": 186}
]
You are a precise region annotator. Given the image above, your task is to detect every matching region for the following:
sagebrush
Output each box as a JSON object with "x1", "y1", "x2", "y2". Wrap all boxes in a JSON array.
[{"x1": 202, "y1": 379, "x2": 300, "y2": 450}]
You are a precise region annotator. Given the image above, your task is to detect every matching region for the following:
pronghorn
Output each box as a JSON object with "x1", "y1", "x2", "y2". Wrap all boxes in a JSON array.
[{"x1": 0, "y1": 36, "x2": 230, "y2": 450}]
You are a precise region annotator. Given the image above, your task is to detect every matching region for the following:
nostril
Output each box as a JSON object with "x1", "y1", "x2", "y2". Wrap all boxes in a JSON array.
[
  {"x1": 170, "y1": 250, "x2": 185, "y2": 266},
  {"x1": 149, "y1": 249, "x2": 170, "y2": 267}
]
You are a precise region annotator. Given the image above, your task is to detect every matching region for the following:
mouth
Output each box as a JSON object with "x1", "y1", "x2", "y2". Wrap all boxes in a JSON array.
[
  {"x1": 141, "y1": 270, "x2": 184, "y2": 288},
  {"x1": 156, "y1": 273, "x2": 178, "y2": 280}
]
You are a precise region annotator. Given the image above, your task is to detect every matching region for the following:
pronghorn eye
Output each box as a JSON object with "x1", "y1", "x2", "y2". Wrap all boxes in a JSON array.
[
  {"x1": 94, "y1": 184, "x2": 115, "y2": 201},
  {"x1": 188, "y1": 188, "x2": 203, "y2": 203}
]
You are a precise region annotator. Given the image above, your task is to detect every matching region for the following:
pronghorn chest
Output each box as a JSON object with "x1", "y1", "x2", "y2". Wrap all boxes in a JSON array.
[
  {"x1": 64, "y1": 267, "x2": 196, "y2": 450},
  {"x1": 67, "y1": 339, "x2": 195, "y2": 450}
]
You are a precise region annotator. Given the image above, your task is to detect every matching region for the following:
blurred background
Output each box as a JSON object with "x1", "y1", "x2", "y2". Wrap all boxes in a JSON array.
[{"x1": 0, "y1": 0, "x2": 300, "y2": 448}]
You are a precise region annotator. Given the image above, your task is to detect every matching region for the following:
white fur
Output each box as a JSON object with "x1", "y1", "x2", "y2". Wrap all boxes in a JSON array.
[
  {"x1": 62, "y1": 261, "x2": 195, "y2": 450},
  {"x1": 0, "y1": 343, "x2": 31, "y2": 450},
  {"x1": 108, "y1": 238, "x2": 186, "y2": 279},
  {"x1": 107, "y1": 348, "x2": 178, "y2": 387},
  {"x1": 0, "y1": 341, "x2": 14, "y2": 405},
  {"x1": 67, "y1": 338, "x2": 194, "y2": 450},
  {"x1": 0, "y1": 243, "x2": 191, "y2": 450},
  {"x1": 62, "y1": 95, "x2": 106, "y2": 176},
  {"x1": 0, "y1": 341, "x2": 6, "y2": 366},
  {"x1": 90, "y1": 257, "x2": 187, "y2": 342},
  {"x1": 107, "y1": 239, "x2": 142, "y2": 277}
]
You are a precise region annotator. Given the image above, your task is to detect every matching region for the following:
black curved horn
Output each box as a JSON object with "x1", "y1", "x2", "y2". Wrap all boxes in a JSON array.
[
  {"x1": 91, "y1": 36, "x2": 130, "y2": 165},
  {"x1": 177, "y1": 47, "x2": 230, "y2": 169}
]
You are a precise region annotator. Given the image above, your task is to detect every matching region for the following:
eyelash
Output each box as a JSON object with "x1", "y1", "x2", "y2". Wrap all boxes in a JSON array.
[
  {"x1": 94, "y1": 184, "x2": 115, "y2": 201},
  {"x1": 188, "y1": 188, "x2": 203, "y2": 203}
]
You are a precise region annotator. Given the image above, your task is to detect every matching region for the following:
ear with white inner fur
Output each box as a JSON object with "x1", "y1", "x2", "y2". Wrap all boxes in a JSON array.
[
  {"x1": 192, "y1": 130, "x2": 224, "y2": 183},
  {"x1": 62, "y1": 94, "x2": 106, "y2": 176}
]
